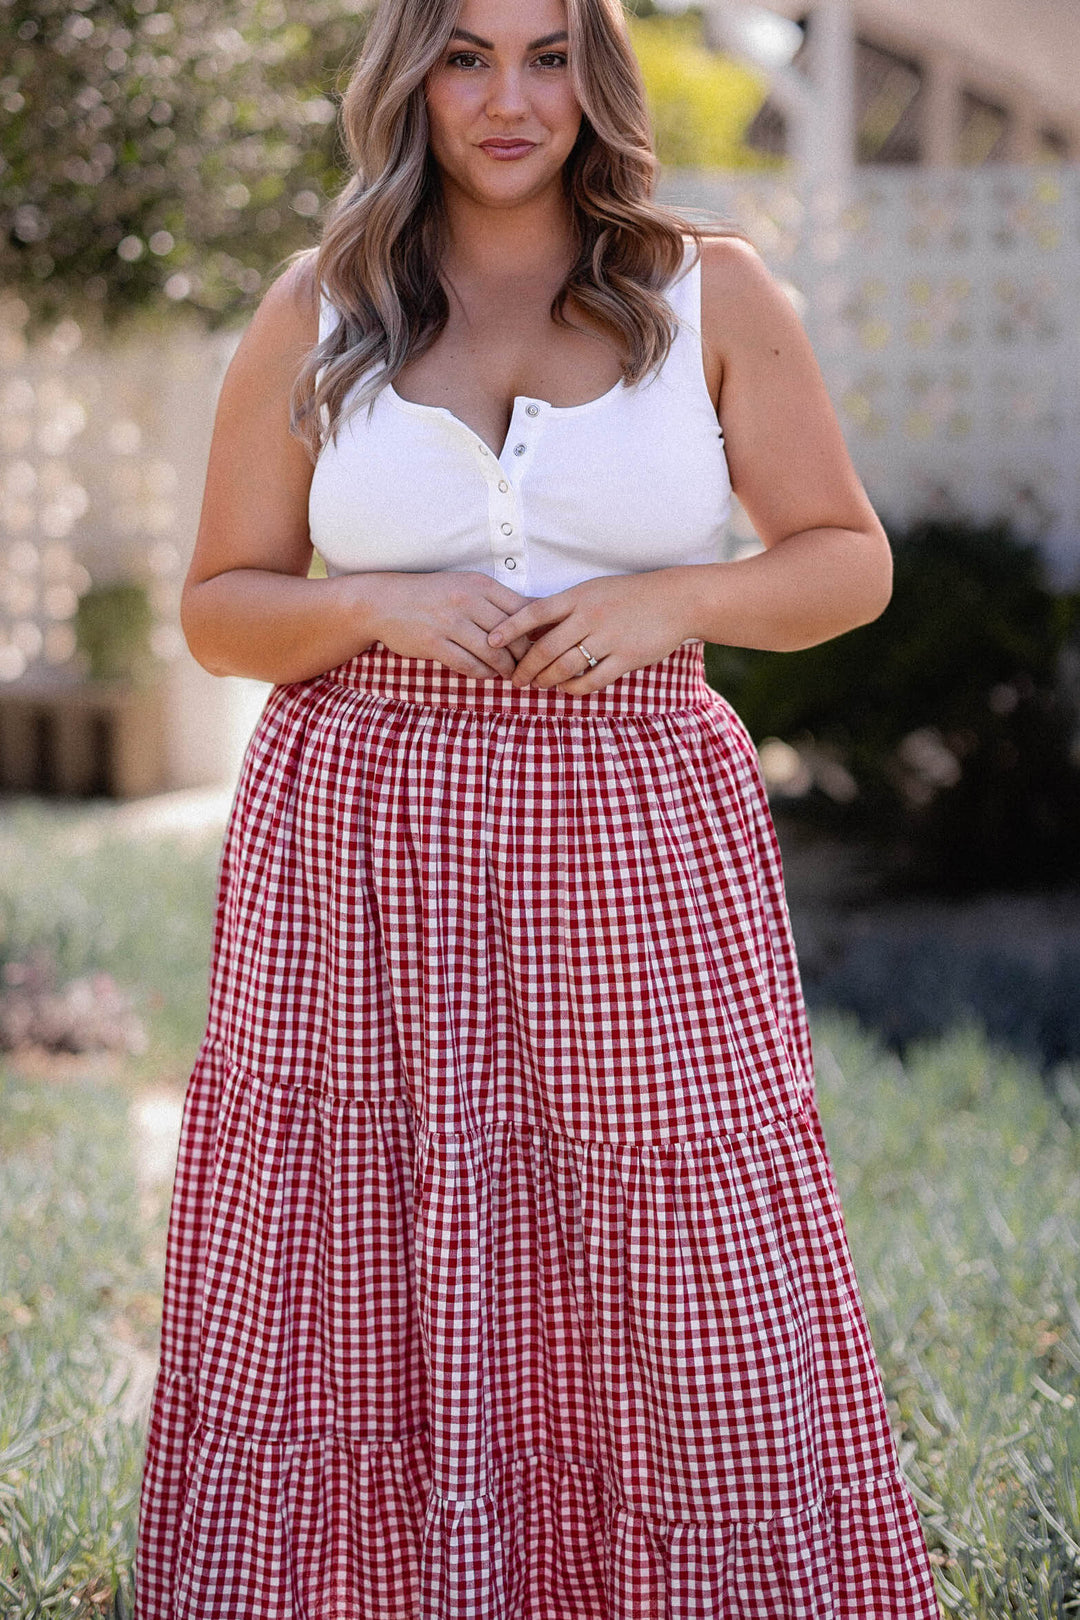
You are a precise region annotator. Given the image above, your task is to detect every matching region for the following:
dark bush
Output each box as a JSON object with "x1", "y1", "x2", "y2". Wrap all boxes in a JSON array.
[
  {"x1": 802, "y1": 933, "x2": 1080, "y2": 1072},
  {"x1": 707, "y1": 516, "x2": 1080, "y2": 893}
]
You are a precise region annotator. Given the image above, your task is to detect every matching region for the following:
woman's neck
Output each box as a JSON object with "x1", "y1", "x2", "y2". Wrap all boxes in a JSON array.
[{"x1": 438, "y1": 182, "x2": 578, "y2": 290}]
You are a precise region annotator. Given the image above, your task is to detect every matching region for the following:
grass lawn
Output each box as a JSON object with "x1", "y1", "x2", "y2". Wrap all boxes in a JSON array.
[{"x1": 1, "y1": 797, "x2": 1078, "y2": 1618}]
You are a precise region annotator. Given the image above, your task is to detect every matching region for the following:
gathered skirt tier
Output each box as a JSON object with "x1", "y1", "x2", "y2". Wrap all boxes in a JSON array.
[{"x1": 134, "y1": 638, "x2": 941, "y2": 1619}]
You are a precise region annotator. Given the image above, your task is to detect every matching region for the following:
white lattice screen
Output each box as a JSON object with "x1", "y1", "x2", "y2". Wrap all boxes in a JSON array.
[
  {"x1": 660, "y1": 161, "x2": 1080, "y2": 585},
  {"x1": 0, "y1": 305, "x2": 233, "y2": 690}
]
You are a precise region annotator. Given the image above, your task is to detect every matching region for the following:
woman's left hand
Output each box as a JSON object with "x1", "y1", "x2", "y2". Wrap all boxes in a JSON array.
[{"x1": 486, "y1": 570, "x2": 695, "y2": 692}]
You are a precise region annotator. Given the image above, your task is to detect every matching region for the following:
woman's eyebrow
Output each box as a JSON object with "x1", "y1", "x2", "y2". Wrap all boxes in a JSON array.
[{"x1": 449, "y1": 28, "x2": 570, "y2": 50}]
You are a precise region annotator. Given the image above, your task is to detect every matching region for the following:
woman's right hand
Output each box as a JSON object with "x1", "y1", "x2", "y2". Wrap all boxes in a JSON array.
[{"x1": 365, "y1": 571, "x2": 536, "y2": 680}]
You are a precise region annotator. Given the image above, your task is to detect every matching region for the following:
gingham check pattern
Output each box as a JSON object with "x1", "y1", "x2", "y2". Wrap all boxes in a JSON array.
[{"x1": 134, "y1": 640, "x2": 942, "y2": 1619}]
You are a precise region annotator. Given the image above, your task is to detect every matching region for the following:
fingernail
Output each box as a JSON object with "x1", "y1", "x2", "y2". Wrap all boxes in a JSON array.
[{"x1": 489, "y1": 632, "x2": 504, "y2": 645}]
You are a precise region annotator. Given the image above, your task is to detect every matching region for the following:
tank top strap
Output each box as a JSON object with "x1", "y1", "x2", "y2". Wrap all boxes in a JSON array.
[
  {"x1": 655, "y1": 238, "x2": 717, "y2": 420},
  {"x1": 666, "y1": 236, "x2": 702, "y2": 319}
]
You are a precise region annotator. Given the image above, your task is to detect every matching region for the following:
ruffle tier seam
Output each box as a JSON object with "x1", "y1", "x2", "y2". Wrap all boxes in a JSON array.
[
  {"x1": 145, "y1": 1388, "x2": 918, "y2": 1535},
  {"x1": 194, "y1": 1034, "x2": 817, "y2": 1152}
]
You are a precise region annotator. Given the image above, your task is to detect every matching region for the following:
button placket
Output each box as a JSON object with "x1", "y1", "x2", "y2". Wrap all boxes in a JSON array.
[
  {"x1": 487, "y1": 398, "x2": 546, "y2": 586},
  {"x1": 483, "y1": 447, "x2": 524, "y2": 584}
]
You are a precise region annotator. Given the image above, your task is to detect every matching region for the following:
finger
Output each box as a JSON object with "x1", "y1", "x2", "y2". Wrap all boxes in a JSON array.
[
  {"x1": 442, "y1": 639, "x2": 509, "y2": 680},
  {"x1": 503, "y1": 609, "x2": 589, "y2": 680},
  {"x1": 483, "y1": 588, "x2": 538, "y2": 634},
  {"x1": 554, "y1": 660, "x2": 613, "y2": 694},
  {"x1": 457, "y1": 629, "x2": 518, "y2": 679},
  {"x1": 507, "y1": 626, "x2": 576, "y2": 684},
  {"x1": 444, "y1": 599, "x2": 520, "y2": 677},
  {"x1": 516, "y1": 642, "x2": 599, "y2": 689},
  {"x1": 487, "y1": 595, "x2": 568, "y2": 649},
  {"x1": 485, "y1": 583, "x2": 537, "y2": 616},
  {"x1": 474, "y1": 596, "x2": 524, "y2": 636},
  {"x1": 471, "y1": 600, "x2": 533, "y2": 668},
  {"x1": 494, "y1": 632, "x2": 533, "y2": 662}
]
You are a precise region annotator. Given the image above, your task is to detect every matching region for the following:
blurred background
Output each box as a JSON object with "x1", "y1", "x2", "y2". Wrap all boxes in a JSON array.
[
  {"x1": 1, "y1": 5, "x2": 1079, "y2": 1616},
  {"x1": 2, "y1": 0, "x2": 1078, "y2": 1052}
]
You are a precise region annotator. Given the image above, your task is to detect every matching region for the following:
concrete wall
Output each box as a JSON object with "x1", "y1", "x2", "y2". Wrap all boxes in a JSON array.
[{"x1": 666, "y1": 160, "x2": 1080, "y2": 585}]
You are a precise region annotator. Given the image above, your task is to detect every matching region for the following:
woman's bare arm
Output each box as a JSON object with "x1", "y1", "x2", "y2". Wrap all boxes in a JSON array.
[
  {"x1": 676, "y1": 234, "x2": 894, "y2": 652},
  {"x1": 483, "y1": 237, "x2": 895, "y2": 693},
  {"x1": 179, "y1": 255, "x2": 383, "y2": 683}
]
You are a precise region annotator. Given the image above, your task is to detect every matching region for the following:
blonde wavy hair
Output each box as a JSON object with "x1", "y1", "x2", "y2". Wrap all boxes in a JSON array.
[{"x1": 289, "y1": 0, "x2": 753, "y2": 458}]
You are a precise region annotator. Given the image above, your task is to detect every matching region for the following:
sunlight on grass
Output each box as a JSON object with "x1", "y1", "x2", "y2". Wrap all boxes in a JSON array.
[
  {"x1": 1, "y1": 1069, "x2": 166, "y2": 1618},
  {"x1": 0, "y1": 798, "x2": 222, "y2": 1078},
  {"x1": 815, "y1": 1020, "x2": 1080, "y2": 1617}
]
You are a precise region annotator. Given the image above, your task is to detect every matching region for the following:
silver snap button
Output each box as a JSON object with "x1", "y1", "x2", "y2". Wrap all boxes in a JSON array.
[
  {"x1": 500, "y1": 522, "x2": 513, "y2": 535},
  {"x1": 498, "y1": 481, "x2": 509, "y2": 493},
  {"x1": 525, "y1": 404, "x2": 540, "y2": 417},
  {"x1": 504, "y1": 557, "x2": 517, "y2": 569},
  {"x1": 513, "y1": 443, "x2": 527, "y2": 456}
]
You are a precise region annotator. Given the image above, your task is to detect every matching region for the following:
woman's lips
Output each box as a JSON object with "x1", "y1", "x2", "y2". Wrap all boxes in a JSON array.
[{"x1": 479, "y1": 140, "x2": 536, "y2": 160}]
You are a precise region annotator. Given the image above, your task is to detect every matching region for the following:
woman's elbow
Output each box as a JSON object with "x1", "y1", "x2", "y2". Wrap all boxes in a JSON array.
[
  {"x1": 784, "y1": 527, "x2": 892, "y2": 650},
  {"x1": 180, "y1": 581, "x2": 229, "y2": 677},
  {"x1": 855, "y1": 525, "x2": 894, "y2": 627}
]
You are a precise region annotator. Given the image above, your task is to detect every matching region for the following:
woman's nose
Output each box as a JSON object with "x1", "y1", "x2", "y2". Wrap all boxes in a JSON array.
[{"x1": 485, "y1": 68, "x2": 529, "y2": 121}]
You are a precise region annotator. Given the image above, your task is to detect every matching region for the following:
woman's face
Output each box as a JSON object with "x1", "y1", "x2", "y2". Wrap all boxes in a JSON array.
[{"x1": 424, "y1": 0, "x2": 583, "y2": 212}]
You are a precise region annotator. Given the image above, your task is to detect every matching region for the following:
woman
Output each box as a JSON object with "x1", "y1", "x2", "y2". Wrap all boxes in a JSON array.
[{"x1": 134, "y1": 0, "x2": 942, "y2": 1614}]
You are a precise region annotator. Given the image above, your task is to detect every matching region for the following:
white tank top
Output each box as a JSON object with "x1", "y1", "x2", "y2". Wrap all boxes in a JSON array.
[{"x1": 308, "y1": 238, "x2": 731, "y2": 604}]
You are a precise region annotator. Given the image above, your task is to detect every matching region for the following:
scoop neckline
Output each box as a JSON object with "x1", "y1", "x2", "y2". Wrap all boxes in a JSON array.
[
  {"x1": 385, "y1": 375, "x2": 630, "y2": 462},
  {"x1": 379, "y1": 241, "x2": 697, "y2": 452},
  {"x1": 386, "y1": 374, "x2": 629, "y2": 421}
]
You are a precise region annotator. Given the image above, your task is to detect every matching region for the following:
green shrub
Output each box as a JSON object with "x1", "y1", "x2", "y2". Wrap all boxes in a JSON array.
[
  {"x1": 626, "y1": 11, "x2": 779, "y2": 171},
  {"x1": 74, "y1": 582, "x2": 155, "y2": 685},
  {"x1": 707, "y1": 517, "x2": 1080, "y2": 893}
]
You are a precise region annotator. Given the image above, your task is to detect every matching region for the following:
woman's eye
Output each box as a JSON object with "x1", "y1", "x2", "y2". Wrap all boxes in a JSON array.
[{"x1": 445, "y1": 50, "x2": 568, "y2": 70}]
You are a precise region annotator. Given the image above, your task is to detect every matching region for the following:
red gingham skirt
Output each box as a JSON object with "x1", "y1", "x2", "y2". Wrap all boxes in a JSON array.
[{"x1": 134, "y1": 639, "x2": 941, "y2": 1619}]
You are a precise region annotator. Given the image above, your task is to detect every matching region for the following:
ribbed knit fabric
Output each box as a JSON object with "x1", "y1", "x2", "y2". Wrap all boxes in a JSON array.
[{"x1": 308, "y1": 238, "x2": 732, "y2": 598}]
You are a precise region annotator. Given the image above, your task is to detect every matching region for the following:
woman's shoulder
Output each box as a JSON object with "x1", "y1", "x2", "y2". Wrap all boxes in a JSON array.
[
  {"x1": 241, "y1": 251, "x2": 321, "y2": 355},
  {"x1": 264, "y1": 250, "x2": 321, "y2": 337},
  {"x1": 696, "y1": 233, "x2": 805, "y2": 364},
  {"x1": 221, "y1": 252, "x2": 320, "y2": 397},
  {"x1": 696, "y1": 232, "x2": 770, "y2": 305}
]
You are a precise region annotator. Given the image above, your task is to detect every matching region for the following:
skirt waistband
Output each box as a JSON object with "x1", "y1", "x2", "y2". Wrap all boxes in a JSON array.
[{"x1": 316, "y1": 638, "x2": 714, "y2": 716}]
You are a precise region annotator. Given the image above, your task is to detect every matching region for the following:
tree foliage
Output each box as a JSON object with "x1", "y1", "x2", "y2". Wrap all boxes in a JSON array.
[
  {"x1": 627, "y1": 11, "x2": 777, "y2": 172},
  {"x1": 0, "y1": 0, "x2": 772, "y2": 331},
  {"x1": 0, "y1": 0, "x2": 369, "y2": 329}
]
